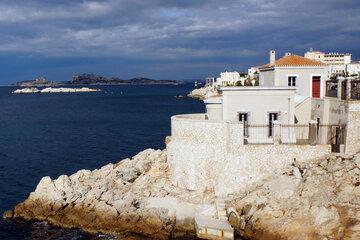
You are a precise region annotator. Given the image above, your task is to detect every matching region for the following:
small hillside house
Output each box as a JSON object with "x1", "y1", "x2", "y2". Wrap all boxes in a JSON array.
[{"x1": 259, "y1": 51, "x2": 328, "y2": 98}]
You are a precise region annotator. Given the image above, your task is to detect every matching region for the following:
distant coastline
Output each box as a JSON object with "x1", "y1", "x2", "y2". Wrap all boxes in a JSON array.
[{"x1": 12, "y1": 74, "x2": 179, "y2": 87}]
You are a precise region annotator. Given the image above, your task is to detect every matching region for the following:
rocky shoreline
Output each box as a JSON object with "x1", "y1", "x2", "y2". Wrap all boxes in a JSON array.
[
  {"x1": 187, "y1": 86, "x2": 216, "y2": 100},
  {"x1": 4, "y1": 148, "x2": 360, "y2": 239},
  {"x1": 4, "y1": 149, "x2": 202, "y2": 239}
]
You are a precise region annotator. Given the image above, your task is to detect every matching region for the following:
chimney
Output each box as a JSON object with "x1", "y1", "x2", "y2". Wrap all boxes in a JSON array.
[
  {"x1": 285, "y1": 52, "x2": 291, "y2": 56},
  {"x1": 270, "y1": 50, "x2": 276, "y2": 64}
]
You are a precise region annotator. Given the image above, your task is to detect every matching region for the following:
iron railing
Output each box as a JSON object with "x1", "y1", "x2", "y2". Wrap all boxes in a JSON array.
[
  {"x1": 280, "y1": 124, "x2": 309, "y2": 144},
  {"x1": 317, "y1": 124, "x2": 346, "y2": 144},
  {"x1": 244, "y1": 123, "x2": 346, "y2": 148},
  {"x1": 325, "y1": 80, "x2": 338, "y2": 98},
  {"x1": 244, "y1": 125, "x2": 273, "y2": 144}
]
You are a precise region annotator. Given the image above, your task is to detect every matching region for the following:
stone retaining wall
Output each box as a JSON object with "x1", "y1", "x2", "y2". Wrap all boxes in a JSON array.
[
  {"x1": 345, "y1": 101, "x2": 360, "y2": 155},
  {"x1": 167, "y1": 114, "x2": 331, "y2": 196}
]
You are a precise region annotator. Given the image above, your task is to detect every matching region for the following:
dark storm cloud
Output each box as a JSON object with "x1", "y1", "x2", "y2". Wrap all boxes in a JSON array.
[{"x1": 0, "y1": 0, "x2": 359, "y2": 82}]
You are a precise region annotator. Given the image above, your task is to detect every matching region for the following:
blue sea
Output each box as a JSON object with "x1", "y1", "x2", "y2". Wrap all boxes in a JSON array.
[{"x1": 0, "y1": 84, "x2": 204, "y2": 240}]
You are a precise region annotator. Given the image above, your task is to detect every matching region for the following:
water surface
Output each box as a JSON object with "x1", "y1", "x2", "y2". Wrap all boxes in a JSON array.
[{"x1": 0, "y1": 84, "x2": 203, "y2": 239}]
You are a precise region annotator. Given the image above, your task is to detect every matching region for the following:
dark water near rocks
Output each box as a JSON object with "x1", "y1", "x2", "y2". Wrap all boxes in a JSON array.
[{"x1": 0, "y1": 84, "x2": 204, "y2": 240}]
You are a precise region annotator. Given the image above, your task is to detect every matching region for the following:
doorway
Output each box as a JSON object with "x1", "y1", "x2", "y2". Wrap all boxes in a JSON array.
[
  {"x1": 331, "y1": 126, "x2": 341, "y2": 153},
  {"x1": 312, "y1": 76, "x2": 321, "y2": 98},
  {"x1": 268, "y1": 113, "x2": 278, "y2": 137},
  {"x1": 239, "y1": 113, "x2": 249, "y2": 137}
]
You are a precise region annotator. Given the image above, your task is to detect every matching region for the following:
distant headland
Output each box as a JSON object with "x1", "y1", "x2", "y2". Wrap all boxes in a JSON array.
[{"x1": 12, "y1": 74, "x2": 178, "y2": 87}]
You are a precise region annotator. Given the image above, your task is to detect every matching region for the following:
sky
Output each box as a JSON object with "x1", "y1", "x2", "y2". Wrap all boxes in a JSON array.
[{"x1": 0, "y1": 0, "x2": 359, "y2": 85}]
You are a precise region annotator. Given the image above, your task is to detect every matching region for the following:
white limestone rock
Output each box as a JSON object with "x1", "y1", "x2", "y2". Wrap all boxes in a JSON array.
[
  {"x1": 187, "y1": 86, "x2": 216, "y2": 100},
  {"x1": 230, "y1": 153, "x2": 360, "y2": 240},
  {"x1": 5, "y1": 149, "x2": 360, "y2": 240},
  {"x1": 8, "y1": 149, "x2": 201, "y2": 239}
]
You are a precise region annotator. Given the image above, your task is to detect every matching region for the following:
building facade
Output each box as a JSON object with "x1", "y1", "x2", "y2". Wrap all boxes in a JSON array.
[
  {"x1": 216, "y1": 71, "x2": 244, "y2": 86},
  {"x1": 348, "y1": 61, "x2": 360, "y2": 77},
  {"x1": 205, "y1": 77, "x2": 216, "y2": 87},
  {"x1": 304, "y1": 49, "x2": 352, "y2": 77},
  {"x1": 167, "y1": 49, "x2": 360, "y2": 197},
  {"x1": 259, "y1": 51, "x2": 328, "y2": 98}
]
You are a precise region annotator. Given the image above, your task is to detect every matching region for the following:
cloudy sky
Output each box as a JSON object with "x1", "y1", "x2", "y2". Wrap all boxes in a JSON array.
[{"x1": 0, "y1": 0, "x2": 359, "y2": 84}]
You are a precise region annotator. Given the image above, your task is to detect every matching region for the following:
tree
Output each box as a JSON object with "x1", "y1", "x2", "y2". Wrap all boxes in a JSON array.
[{"x1": 244, "y1": 78, "x2": 253, "y2": 86}]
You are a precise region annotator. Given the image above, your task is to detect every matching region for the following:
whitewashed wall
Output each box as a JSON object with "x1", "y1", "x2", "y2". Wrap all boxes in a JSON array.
[
  {"x1": 259, "y1": 69, "x2": 275, "y2": 87},
  {"x1": 221, "y1": 87, "x2": 296, "y2": 125}
]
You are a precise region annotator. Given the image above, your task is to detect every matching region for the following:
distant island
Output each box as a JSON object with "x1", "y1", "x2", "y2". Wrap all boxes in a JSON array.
[
  {"x1": 13, "y1": 77, "x2": 56, "y2": 87},
  {"x1": 12, "y1": 74, "x2": 178, "y2": 87}
]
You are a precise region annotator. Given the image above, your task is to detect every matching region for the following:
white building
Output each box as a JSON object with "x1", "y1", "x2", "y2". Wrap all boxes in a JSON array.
[
  {"x1": 205, "y1": 77, "x2": 216, "y2": 87},
  {"x1": 167, "y1": 49, "x2": 360, "y2": 198},
  {"x1": 304, "y1": 49, "x2": 352, "y2": 77},
  {"x1": 348, "y1": 61, "x2": 360, "y2": 77},
  {"x1": 259, "y1": 50, "x2": 328, "y2": 98},
  {"x1": 247, "y1": 66, "x2": 259, "y2": 79},
  {"x1": 204, "y1": 87, "x2": 296, "y2": 143},
  {"x1": 216, "y1": 71, "x2": 245, "y2": 86},
  {"x1": 206, "y1": 50, "x2": 330, "y2": 128}
]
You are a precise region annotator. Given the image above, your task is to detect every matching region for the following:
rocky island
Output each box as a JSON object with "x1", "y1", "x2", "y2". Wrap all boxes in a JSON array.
[
  {"x1": 12, "y1": 87, "x2": 100, "y2": 94},
  {"x1": 68, "y1": 74, "x2": 178, "y2": 85},
  {"x1": 13, "y1": 77, "x2": 57, "y2": 87},
  {"x1": 4, "y1": 148, "x2": 360, "y2": 239},
  {"x1": 12, "y1": 74, "x2": 178, "y2": 87}
]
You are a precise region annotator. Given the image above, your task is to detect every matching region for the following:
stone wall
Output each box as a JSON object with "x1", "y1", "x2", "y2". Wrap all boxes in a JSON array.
[
  {"x1": 167, "y1": 114, "x2": 331, "y2": 197},
  {"x1": 168, "y1": 114, "x2": 243, "y2": 193},
  {"x1": 345, "y1": 101, "x2": 360, "y2": 155}
]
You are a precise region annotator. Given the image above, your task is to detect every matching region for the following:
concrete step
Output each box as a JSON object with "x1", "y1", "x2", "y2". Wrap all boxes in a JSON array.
[
  {"x1": 218, "y1": 215, "x2": 229, "y2": 221},
  {"x1": 195, "y1": 215, "x2": 234, "y2": 240}
]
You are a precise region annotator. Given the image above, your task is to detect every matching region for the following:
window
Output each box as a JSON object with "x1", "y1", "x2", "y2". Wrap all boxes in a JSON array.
[
  {"x1": 239, "y1": 113, "x2": 248, "y2": 123},
  {"x1": 288, "y1": 76, "x2": 296, "y2": 86},
  {"x1": 239, "y1": 113, "x2": 249, "y2": 137}
]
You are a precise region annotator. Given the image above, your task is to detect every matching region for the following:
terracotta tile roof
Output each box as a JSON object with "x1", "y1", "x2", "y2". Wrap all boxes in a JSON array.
[{"x1": 259, "y1": 54, "x2": 326, "y2": 69}]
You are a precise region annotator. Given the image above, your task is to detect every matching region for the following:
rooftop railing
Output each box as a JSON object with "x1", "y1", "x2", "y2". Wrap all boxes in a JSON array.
[{"x1": 244, "y1": 123, "x2": 346, "y2": 152}]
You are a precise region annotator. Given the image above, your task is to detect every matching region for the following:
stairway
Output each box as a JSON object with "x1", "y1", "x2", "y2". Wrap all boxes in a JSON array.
[
  {"x1": 194, "y1": 198, "x2": 234, "y2": 240},
  {"x1": 215, "y1": 198, "x2": 228, "y2": 220}
]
